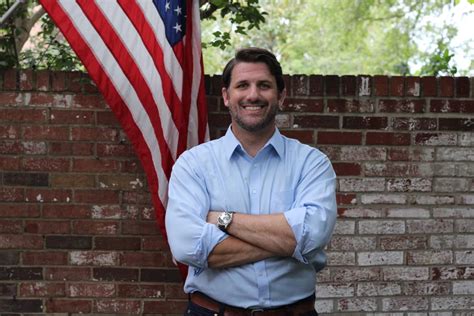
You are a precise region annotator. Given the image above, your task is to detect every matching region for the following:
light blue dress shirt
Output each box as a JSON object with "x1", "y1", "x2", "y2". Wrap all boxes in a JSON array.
[{"x1": 165, "y1": 127, "x2": 337, "y2": 308}]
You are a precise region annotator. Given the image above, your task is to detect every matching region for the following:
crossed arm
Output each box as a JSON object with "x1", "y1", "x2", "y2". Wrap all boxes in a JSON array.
[{"x1": 206, "y1": 212, "x2": 296, "y2": 268}]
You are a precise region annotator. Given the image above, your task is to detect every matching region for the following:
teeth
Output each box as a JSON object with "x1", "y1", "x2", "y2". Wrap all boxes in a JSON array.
[{"x1": 245, "y1": 106, "x2": 261, "y2": 110}]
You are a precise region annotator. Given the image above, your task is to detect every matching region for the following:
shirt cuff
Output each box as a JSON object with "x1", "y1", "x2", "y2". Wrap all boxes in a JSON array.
[
  {"x1": 193, "y1": 222, "x2": 229, "y2": 267},
  {"x1": 284, "y1": 206, "x2": 308, "y2": 263}
]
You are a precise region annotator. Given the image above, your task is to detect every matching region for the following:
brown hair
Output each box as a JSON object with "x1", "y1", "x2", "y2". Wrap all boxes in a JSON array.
[{"x1": 222, "y1": 47, "x2": 285, "y2": 93}]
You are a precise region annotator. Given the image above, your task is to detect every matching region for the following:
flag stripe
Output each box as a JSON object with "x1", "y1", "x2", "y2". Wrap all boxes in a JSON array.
[
  {"x1": 41, "y1": 0, "x2": 209, "y2": 279},
  {"x1": 56, "y1": 0, "x2": 169, "y2": 203}
]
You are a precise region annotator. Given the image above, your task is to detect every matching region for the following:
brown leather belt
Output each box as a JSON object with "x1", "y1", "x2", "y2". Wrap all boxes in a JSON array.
[{"x1": 189, "y1": 292, "x2": 316, "y2": 316}]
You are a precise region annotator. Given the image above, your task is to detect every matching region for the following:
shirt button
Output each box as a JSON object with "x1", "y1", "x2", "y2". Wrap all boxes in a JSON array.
[{"x1": 252, "y1": 189, "x2": 256, "y2": 194}]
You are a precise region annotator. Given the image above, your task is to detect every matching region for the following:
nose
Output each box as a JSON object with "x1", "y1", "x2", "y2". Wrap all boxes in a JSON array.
[{"x1": 246, "y1": 85, "x2": 260, "y2": 102}]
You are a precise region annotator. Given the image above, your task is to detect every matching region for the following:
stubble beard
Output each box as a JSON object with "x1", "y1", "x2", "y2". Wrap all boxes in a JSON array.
[{"x1": 230, "y1": 101, "x2": 279, "y2": 132}]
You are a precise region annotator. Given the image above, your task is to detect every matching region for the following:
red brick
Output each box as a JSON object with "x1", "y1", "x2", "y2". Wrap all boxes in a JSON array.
[
  {"x1": 19, "y1": 70, "x2": 34, "y2": 91},
  {"x1": 72, "y1": 220, "x2": 119, "y2": 235},
  {"x1": 373, "y1": 76, "x2": 388, "y2": 96},
  {"x1": 337, "y1": 297, "x2": 377, "y2": 312},
  {"x1": 0, "y1": 188, "x2": 25, "y2": 202},
  {"x1": 456, "y1": 77, "x2": 470, "y2": 97},
  {"x1": 50, "y1": 109, "x2": 95, "y2": 124},
  {"x1": 366, "y1": 132, "x2": 410, "y2": 145},
  {"x1": 0, "y1": 204, "x2": 40, "y2": 217},
  {"x1": 343, "y1": 117, "x2": 387, "y2": 129},
  {"x1": 0, "y1": 109, "x2": 48, "y2": 123},
  {"x1": 380, "y1": 236, "x2": 427, "y2": 250},
  {"x1": 281, "y1": 98, "x2": 323, "y2": 112},
  {"x1": 22, "y1": 158, "x2": 70, "y2": 172},
  {"x1": 336, "y1": 193, "x2": 357, "y2": 205},
  {"x1": 68, "y1": 71, "x2": 83, "y2": 92},
  {"x1": 23, "y1": 126, "x2": 69, "y2": 140},
  {"x1": 0, "y1": 220, "x2": 23, "y2": 233},
  {"x1": 392, "y1": 117, "x2": 437, "y2": 131},
  {"x1": 35, "y1": 70, "x2": 50, "y2": 91},
  {"x1": 341, "y1": 76, "x2": 356, "y2": 96},
  {"x1": 25, "y1": 220, "x2": 70, "y2": 234},
  {"x1": 0, "y1": 140, "x2": 47, "y2": 155},
  {"x1": 93, "y1": 267, "x2": 139, "y2": 282},
  {"x1": 27, "y1": 92, "x2": 55, "y2": 106},
  {"x1": 3, "y1": 172, "x2": 49, "y2": 186},
  {"x1": 291, "y1": 75, "x2": 309, "y2": 96},
  {"x1": 308, "y1": 75, "x2": 323, "y2": 96},
  {"x1": 327, "y1": 99, "x2": 374, "y2": 113},
  {"x1": 72, "y1": 94, "x2": 105, "y2": 108},
  {"x1": 50, "y1": 174, "x2": 95, "y2": 188},
  {"x1": 332, "y1": 267, "x2": 381, "y2": 282},
  {"x1": 51, "y1": 72, "x2": 67, "y2": 91},
  {"x1": 3, "y1": 69, "x2": 17, "y2": 90},
  {"x1": 19, "y1": 282, "x2": 65, "y2": 297},
  {"x1": 45, "y1": 267, "x2": 91, "y2": 281},
  {"x1": 0, "y1": 91, "x2": 20, "y2": 106},
  {"x1": 439, "y1": 76, "x2": 454, "y2": 97},
  {"x1": 431, "y1": 266, "x2": 474, "y2": 280},
  {"x1": 324, "y1": 75, "x2": 340, "y2": 96},
  {"x1": 390, "y1": 76, "x2": 404, "y2": 96},
  {"x1": 72, "y1": 158, "x2": 120, "y2": 172},
  {"x1": 0, "y1": 235, "x2": 43, "y2": 249},
  {"x1": 21, "y1": 251, "x2": 68, "y2": 265},
  {"x1": 95, "y1": 299, "x2": 141, "y2": 314},
  {"x1": 75, "y1": 190, "x2": 119, "y2": 204},
  {"x1": 430, "y1": 99, "x2": 474, "y2": 113},
  {"x1": 378, "y1": 99, "x2": 425, "y2": 113},
  {"x1": 280, "y1": 130, "x2": 314, "y2": 144},
  {"x1": 117, "y1": 284, "x2": 165, "y2": 299},
  {"x1": 120, "y1": 252, "x2": 170, "y2": 267},
  {"x1": 96, "y1": 143, "x2": 136, "y2": 157},
  {"x1": 71, "y1": 127, "x2": 120, "y2": 142},
  {"x1": 24, "y1": 188, "x2": 72, "y2": 203},
  {"x1": 42, "y1": 205, "x2": 91, "y2": 219},
  {"x1": 317, "y1": 131, "x2": 362, "y2": 145},
  {"x1": 95, "y1": 237, "x2": 141, "y2": 250},
  {"x1": 143, "y1": 300, "x2": 187, "y2": 314},
  {"x1": 96, "y1": 110, "x2": 120, "y2": 126},
  {"x1": 49, "y1": 142, "x2": 94, "y2": 156},
  {"x1": 293, "y1": 115, "x2": 339, "y2": 129},
  {"x1": 332, "y1": 163, "x2": 361, "y2": 176},
  {"x1": 421, "y1": 76, "x2": 437, "y2": 96},
  {"x1": 405, "y1": 76, "x2": 420, "y2": 96},
  {"x1": 45, "y1": 299, "x2": 92, "y2": 313},
  {"x1": 68, "y1": 283, "x2": 115, "y2": 298},
  {"x1": 122, "y1": 221, "x2": 160, "y2": 235},
  {"x1": 208, "y1": 113, "x2": 231, "y2": 128},
  {"x1": 439, "y1": 118, "x2": 474, "y2": 131},
  {"x1": 142, "y1": 237, "x2": 168, "y2": 251},
  {"x1": 382, "y1": 296, "x2": 428, "y2": 311}
]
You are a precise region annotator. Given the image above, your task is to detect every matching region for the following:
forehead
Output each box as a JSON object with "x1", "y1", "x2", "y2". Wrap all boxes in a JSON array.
[{"x1": 230, "y1": 62, "x2": 275, "y2": 84}]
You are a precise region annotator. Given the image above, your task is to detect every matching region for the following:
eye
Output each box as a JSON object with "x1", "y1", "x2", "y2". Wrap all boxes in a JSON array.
[
  {"x1": 236, "y1": 82, "x2": 248, "y2": 89},
  {"x1": 259, "y1": 83, "x2": 271, "y2": 89}
]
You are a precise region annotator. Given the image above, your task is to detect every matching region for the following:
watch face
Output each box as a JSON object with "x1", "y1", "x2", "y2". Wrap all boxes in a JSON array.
[{"x1": 217, "y1": 213, "x2": 231, "y2": 225}]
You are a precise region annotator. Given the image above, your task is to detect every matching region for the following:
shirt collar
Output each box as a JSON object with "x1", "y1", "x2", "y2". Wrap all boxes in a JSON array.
[{"x1": 222, "y1": 126, "x2": 285, "y2": 160}]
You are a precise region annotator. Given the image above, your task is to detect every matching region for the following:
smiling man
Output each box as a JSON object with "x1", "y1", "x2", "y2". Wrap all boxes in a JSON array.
[{"x1": 166, "y1": 48, "x2": 337, "y2": 316}]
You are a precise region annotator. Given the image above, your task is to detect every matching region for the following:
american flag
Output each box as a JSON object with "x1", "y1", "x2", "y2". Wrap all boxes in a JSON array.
[{"x1": 40, "y1": 0, "x2": 208, "y2": 272}]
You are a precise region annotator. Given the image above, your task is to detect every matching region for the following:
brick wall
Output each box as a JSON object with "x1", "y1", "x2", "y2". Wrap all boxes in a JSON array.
[{"x1": 0, "y1": 69, "x2": 473, "y2": 315}]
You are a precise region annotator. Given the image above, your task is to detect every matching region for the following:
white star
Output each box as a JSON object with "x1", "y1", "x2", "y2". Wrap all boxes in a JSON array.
[
  {"x1": 174, "y1": 5, "x2": 182, "y2": 15},
  {"x1": 165, "y1": 1, "x2": 170, "y2": 11},
  {"x1": 173, "y1": 23, "x2": 182, "y2": 33}
]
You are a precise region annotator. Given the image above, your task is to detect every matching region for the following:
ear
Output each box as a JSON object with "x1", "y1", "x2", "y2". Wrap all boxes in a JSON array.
[{"x1": 222, "y1": 87, "x2": 230, "y2": 108}]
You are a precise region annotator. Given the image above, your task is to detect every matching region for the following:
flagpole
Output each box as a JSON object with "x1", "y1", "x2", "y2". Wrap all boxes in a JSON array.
[{"x1": 0, "y1": 0, "x2": 26, "y2": 27}]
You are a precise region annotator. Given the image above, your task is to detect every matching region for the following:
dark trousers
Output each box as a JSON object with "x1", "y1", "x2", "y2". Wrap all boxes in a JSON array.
[{"x1": 184, "y1": 300, "x2": 319, "y2": 316}]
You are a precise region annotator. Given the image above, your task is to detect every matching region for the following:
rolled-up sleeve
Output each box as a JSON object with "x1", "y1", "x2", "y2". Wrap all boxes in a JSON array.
[
  {"x1": 165, "y1": 152, "x2": 228, "y2": 268},
  {"x1": 283, "y1": 154, "x2": 337, "y2": 265}
]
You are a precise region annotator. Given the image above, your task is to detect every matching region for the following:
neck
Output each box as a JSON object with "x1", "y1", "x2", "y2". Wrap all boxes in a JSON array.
[{"x1": 232, "y1": 123, "x2": 276, "y2": 157}]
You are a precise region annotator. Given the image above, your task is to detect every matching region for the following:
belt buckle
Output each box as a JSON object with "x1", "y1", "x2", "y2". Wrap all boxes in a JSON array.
[{"x1": 250, "y1": 309, "x2": 264, "y2": 316}]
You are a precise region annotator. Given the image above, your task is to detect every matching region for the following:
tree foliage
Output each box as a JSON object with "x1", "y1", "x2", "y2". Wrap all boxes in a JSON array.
[{"x1": 1, "y1": 0, "x2": 472, "y2": 76}]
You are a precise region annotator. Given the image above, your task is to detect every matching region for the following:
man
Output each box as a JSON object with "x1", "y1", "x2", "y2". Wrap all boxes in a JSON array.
[{"x1": 165, "y1": 47, "x2": 337, "y2": 315}]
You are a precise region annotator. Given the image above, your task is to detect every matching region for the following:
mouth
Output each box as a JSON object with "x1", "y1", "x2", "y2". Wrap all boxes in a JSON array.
[{"x1": 240, "y1": 103, "x2": 267, "y2": 111}]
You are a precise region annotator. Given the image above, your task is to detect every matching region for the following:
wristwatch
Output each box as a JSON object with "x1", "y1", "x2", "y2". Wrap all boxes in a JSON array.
[{"x1": 217, "y1": 211, "x2": 234, "y2": 232}]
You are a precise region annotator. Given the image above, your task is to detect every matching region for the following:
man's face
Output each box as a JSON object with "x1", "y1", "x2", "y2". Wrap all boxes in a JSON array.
[{"x1": 222, "y1": 62, "x2": 286, "y2": 134}]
